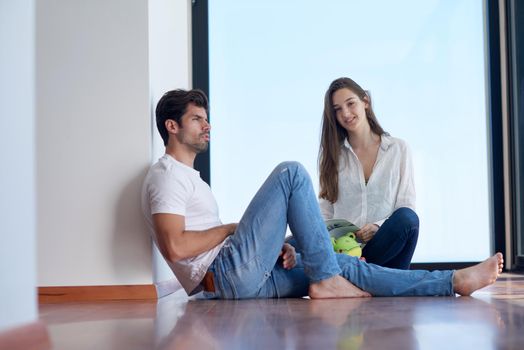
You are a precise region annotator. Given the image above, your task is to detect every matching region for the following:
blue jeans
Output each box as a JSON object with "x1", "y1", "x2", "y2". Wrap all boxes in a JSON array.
[
  {"x1": 362, "y1": 207, "x2": 419, "y2": 269},
  {"x1": 204, "y1": 162, "x2": 454, "y2": 299}
]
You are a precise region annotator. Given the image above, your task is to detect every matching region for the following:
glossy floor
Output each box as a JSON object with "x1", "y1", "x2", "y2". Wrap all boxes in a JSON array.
[{"x1": 39, "y1": 274, "x2": 524, "y2": 350}]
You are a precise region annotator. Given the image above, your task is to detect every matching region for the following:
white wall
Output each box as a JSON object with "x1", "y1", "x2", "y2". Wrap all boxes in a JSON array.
[
  {"x1": 36, "y1": 0, "x2": 153, "y2": 286},
  {"x1": 148, "y1": 0, "x2": 191, "y2": 284},
  {"x1": 0, "y1": 0, "x2": 37, "y2": 331}
]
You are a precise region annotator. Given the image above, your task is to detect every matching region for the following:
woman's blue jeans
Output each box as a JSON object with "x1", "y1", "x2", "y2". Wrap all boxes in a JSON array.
[
  {"x1": 362, "y1": 207, "x2": 419, "y2": 269},
  {"x1": 204, "y1": 162, "x2": 453, "y2": 299}
]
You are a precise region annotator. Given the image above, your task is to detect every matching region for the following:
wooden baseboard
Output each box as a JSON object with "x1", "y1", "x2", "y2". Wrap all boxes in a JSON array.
[
  {"x1": 0, "y1": 320, "x2": 50, "y2": 350},
  {"x1": 410, "y1": 262, "x2": 478, "y2": 271},
  {"x1": 38, "y1": 284, "x2": 157, "y2": 303}
]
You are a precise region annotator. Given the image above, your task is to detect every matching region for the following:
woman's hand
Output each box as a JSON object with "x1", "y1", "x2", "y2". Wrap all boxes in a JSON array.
[
  {"x1": 356, "y1": 224, "x2": 379, "y2": 243},
  {"x1": 280, "y1": 243, "x2": 296, "y2": 269}
]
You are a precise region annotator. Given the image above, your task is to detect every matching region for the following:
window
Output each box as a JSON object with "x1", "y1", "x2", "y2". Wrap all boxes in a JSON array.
[{"x1": 208, "y1": 0, "x2": 490, "y2": 262}]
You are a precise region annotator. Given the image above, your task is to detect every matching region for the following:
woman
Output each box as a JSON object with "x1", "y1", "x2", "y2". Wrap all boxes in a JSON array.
[{"x1": 319, "y1": 77, "x2": 418, "y2": 269}]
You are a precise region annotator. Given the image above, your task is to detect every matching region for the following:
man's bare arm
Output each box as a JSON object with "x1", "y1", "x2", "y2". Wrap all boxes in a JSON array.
[{"x1": 152, "y1": 213, "x2": 237, "y2": 263}]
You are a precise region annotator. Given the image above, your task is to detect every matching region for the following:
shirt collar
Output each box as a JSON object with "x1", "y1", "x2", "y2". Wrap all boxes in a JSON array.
[
  {"x1": 343, "y1": 134, "x2": 392, "y2": 152},
  {"x1": 163, "y1": 154, "x2": 201, "y2": 176},
  {"x1": 380, "y1": 134, "x2": 392, "y2": 151}
]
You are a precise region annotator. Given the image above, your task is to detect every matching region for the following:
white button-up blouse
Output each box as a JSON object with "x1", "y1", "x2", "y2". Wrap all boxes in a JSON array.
[{"x1": 319, "y1": 135, "x2": 416, "y2": 228}]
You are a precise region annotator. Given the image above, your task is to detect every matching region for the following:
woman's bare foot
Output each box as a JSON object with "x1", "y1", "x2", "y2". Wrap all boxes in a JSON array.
[
  {"x1": 453, "y1": 253, "x2": 504, "y2": 296},
  {"x1": 309, "y1": 275, "x2": 371, "y2": 299}
]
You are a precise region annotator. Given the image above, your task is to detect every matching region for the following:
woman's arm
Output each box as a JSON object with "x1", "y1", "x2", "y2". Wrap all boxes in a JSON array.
[
  {"x1": 394, "y1": 140, "x2": 416, "y2": 210},
  {"x1": 371, "y1": 140, "x2": 416, "y2": 228},
  {"x1": 319, "y1": 197, "x2": 334, "y2": 219}
]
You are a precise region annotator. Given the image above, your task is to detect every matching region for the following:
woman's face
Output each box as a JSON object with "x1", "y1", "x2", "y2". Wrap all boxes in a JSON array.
[{"x1": 332, "y1": 88, "x2": 369, "y2": 133}]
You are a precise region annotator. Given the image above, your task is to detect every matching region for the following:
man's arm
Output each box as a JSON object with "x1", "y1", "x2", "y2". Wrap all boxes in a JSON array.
[{"x1": 153, "y1": 213, "x2": 237, "y2": 263}]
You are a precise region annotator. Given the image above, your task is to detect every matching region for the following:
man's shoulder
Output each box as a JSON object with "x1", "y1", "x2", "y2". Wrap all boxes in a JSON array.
[
  {"x1": 144, "y1": 157, "x2": 195, "y2": 191},
  {"x1": 149, "y1": 155, "x2": 196, "y2": 178}
]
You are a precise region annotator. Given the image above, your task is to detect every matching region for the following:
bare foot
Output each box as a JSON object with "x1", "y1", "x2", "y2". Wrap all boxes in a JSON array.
[
  {"x1": 453, "y1": 253, "x2": 504, "y2": 296},
  {"x1": 309, "y1": 275, "x2": 371, "y2": 299}
]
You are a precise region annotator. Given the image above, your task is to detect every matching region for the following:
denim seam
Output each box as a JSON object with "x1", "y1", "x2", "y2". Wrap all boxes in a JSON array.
[
  {"x1": 450, "y1": 270, "x2": 456, "y2": 296},
  {"x1": 224, "y1": 255, "x2": 271, "y2": 299},
  {"x1": 211, "y1": 263, "x2": 223, "y2": 299}
]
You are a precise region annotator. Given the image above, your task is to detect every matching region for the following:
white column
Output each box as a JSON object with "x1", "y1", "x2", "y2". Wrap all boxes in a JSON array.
[{"x1": 0, "y1": 0, "x2": 37, "y2": 331}]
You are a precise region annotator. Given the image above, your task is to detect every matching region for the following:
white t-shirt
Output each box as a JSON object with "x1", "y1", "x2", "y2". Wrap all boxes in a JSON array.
[
  {"x1": 319, "y1": 135, "x2": 416, "y2": 228},
  {"x1": 141, "y1": 154, "x2": 225, "y2": 295}
]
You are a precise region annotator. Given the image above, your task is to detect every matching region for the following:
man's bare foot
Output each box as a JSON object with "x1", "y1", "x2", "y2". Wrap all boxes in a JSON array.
[
  {"x1": 453, "y1": 253, "x2": 504, "y2": 296},
  {"x1": 309, "y1": 275, "x2": 371, "y2": 299}
]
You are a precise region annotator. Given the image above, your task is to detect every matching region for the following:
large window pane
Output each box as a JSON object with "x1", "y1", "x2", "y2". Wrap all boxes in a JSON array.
[
  {"x1": 508, "y1": 0, "x2": 524, "y2": 262},
  {"x1": 209, "y1": 0, "x2": 490, "y2": 262}
]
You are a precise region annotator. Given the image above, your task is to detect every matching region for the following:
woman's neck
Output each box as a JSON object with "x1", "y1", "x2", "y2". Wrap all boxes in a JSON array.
[{"x1": 347, "y1": 126, "x2": 379, "y2": 150}]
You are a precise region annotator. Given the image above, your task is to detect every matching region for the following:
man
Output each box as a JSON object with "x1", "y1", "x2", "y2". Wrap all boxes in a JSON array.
[{"x1": 142, "y1": 88, "x2": 503, "y2": 299}]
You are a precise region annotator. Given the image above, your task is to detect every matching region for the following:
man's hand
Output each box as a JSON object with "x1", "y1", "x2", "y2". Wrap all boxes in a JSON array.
[
  {"x1": 280, "y1": 243, "x2": 296, "y2": 269},
  {"x1": 355, "y1": 223, "x2": 379, "y2": 243}
]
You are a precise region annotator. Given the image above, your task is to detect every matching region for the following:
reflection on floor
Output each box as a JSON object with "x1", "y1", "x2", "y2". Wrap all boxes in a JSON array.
[{"x1": 39, "y1": 273, "x2": 524, "y2": 350}]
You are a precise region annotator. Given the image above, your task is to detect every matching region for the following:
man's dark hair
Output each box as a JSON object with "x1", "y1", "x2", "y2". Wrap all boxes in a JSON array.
[{"x1": 155, "y1": 89, "x2": 209, "y2": 146}]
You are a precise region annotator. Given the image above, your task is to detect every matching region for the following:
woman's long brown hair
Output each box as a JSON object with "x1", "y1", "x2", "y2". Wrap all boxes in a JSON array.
[{"x1": 318, "y1": 77, "x2": 385, "y2": 203}]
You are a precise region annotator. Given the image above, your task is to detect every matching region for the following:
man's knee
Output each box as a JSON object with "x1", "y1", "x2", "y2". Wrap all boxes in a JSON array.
[{"x1": 275, "y1": 161, "x2": 306, "y2": 175}]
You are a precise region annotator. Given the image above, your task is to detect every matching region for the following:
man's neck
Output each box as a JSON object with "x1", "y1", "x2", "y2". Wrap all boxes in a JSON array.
[{"x1": 165, "y1": 145, "x2": 196, "y2": 168}]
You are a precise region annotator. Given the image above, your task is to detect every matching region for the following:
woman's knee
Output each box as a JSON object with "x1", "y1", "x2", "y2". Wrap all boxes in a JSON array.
[{"x1": 392, "y1": 207, "x2": 419, "y2": 230}]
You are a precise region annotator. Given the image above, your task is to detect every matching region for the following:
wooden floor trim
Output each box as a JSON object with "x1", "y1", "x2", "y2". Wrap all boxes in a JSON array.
[
  {"x1": 0, "y1": 320, "x2": 50, "y2": 350},
  {"x1": 39, "y1": 284, "x2": 157, "y2": 303}
]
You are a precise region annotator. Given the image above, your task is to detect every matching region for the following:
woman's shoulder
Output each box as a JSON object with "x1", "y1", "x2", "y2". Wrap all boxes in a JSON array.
[
  {"x1": 381, "y1": 134, "x2": 409, "y2": 149},
  {"x1": 381, "y1": 135, "x2": 412, "y2": 160}
]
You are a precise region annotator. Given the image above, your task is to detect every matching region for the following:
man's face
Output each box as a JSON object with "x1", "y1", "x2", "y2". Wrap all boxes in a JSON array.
[{"x1": 175, "y1": 103, "x2": 210, "y2": 153}]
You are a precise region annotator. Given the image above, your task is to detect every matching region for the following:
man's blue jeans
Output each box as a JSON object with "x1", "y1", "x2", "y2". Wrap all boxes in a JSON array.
[{"x1": 204, "y1": 162, "x2": 454, "y2": 299}]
